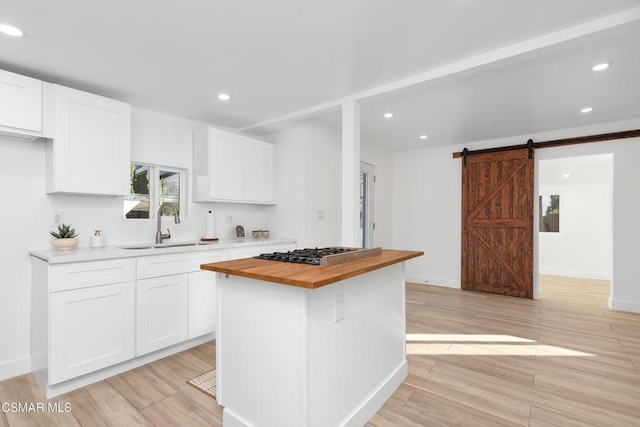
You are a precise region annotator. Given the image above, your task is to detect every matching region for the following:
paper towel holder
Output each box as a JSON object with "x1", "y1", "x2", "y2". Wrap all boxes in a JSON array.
[{"x1": 201, "y1": 210, "x2": 219, "y2": 242}]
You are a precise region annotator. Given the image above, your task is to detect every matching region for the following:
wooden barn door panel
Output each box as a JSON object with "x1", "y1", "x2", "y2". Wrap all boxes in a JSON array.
[{"x1": 461, "y1": 149, "x2": 533, "y2": 298}]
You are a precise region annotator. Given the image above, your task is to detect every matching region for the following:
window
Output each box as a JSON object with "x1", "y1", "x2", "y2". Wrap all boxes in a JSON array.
[
  {"x1": 124, "y1": 163, "x2": 186, "y2": 220},
  {"x1": 539, "y1": 194, "x2": 560, "y2": 232}
]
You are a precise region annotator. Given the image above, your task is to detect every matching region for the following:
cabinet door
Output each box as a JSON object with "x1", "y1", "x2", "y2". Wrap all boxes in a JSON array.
[
  {"x1": 187, "y1": 270, "x2": 217, "y2": 339},
  {"x1": 209, "y1": 130, "x2": 244, "y2": 201},
  {"x1": 137, "y1": 275, "x2": 188, "y2": 356},
  {"x1": 245, "y1": 140, "x2": 274, "y2": 203},
  {"x1": 0, "y1": 69, "x2": 42, "y2": 132},
  {"x1": 48, "y1": 85, "x2": 131, "y2": 195},
  {"x1": 49, "y1": 282, "x2": 135, "y2": 384}
]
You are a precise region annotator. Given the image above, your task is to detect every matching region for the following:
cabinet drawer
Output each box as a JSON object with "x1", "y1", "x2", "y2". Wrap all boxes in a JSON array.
[
  {"x1": 50, "y1": 259, "x2": 135, "y2": 292},
  {"x1": 267, "y1": 243, "x2": 297, "y2": 253},
  {"x1": 136, "y1": 250, "x2": 227, "y2": 279},
  {"x1": 227, "y1": 246, "x2": 266, "y2": 261}
]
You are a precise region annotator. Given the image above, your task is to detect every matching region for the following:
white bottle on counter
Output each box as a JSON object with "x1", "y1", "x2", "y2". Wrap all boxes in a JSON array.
[{"x1": 90, "y1": 230, "x2": 105, "y2": 248}]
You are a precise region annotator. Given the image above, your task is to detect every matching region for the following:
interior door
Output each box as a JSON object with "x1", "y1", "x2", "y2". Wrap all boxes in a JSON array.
[
  {"x1": 461, "y1": 148, "x2": 533, "y2": 298},
  {"x1": 360, "y1": 162, "x2": 375, "y2": 248}
]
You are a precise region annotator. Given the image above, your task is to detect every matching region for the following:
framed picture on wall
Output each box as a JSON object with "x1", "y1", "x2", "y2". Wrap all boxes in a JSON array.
[{"x1": 234, "y1": 224, "x2": 246, "y2": 240}]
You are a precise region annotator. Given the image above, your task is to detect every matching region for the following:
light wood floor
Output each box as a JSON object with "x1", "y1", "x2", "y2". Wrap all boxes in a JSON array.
[{"x1": 2, "y1": 275, "x2": 640, "y2": 426}]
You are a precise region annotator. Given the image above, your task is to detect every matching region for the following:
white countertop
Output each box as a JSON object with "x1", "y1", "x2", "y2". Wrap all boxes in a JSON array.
[{"x1": 30, "y1": 237, "x2": 297, "y2": 264}]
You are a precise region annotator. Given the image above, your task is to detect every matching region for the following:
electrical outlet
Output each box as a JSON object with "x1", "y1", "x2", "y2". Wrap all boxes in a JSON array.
[
  {"x1": 52, "y1": 210, "x2": 64, "y2": 227},
  {"x1": 335, "y1": 294, "x2": 345, "y2": 323}
]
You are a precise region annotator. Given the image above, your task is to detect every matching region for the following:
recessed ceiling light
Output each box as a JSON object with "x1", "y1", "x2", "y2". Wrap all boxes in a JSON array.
[
  {"x1": 217, "y1": 93, "x2": 231, "y2": 101},
  {"x1": 0, "y1": 22, "x2": 24, "y2": 37},
  {"x1": 591, "y1": 62, "x2": 611, "y2": 72},
  {"x1": 419, "y1": 135, "x2": 428, "y2": 140},
  {"x1": 563, "y1": 174, "x2": 571, "y2": 178},
  {"x1": 580, "y1": 107, "x2": 594, "y2": 114},
  {"x1": 383, "y1": 112, "x2": 394, "y2": 119}
]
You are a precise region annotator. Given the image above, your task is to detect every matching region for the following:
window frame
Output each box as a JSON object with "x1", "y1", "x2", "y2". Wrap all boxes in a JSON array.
[{"x1": 124, "y1": 162, "x2": 187, "y2": 221}]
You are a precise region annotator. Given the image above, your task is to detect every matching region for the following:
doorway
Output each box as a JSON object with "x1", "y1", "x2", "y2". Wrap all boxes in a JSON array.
[
  {"x1": 536, "y1": 154, "x2": 613, "y2": 300},
  {"x1": 360, "y1": 162, "x2": 375, "y2": 248}
]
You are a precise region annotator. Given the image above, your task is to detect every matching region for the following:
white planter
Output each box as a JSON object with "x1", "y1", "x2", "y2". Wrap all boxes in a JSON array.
[{"x1": 51, "y1": 238, "x2": 79, "y2": 251}]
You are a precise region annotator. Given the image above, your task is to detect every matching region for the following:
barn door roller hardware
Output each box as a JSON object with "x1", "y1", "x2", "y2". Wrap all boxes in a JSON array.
[{"x1": 452, "y1": 129, "x2": 640, "y2": 159}]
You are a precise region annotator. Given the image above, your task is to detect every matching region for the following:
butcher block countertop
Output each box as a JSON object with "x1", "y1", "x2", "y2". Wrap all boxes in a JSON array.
[{"x1": 200, "y1": 249, "x2": 423, "y2": 289}]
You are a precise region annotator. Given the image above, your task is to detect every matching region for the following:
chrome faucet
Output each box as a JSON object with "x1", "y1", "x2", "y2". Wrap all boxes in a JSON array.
[{"x1": 155, "y1": 204, "x2": 181, "y2": 244}]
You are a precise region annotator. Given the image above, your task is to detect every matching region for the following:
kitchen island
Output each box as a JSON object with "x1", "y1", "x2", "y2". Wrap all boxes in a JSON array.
[{"x1": 201, "y1": 248, "x2": 423, "y2": 427}]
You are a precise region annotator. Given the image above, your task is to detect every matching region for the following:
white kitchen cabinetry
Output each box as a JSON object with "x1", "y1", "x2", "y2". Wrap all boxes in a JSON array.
[
  {"x1": 188, "y1": 270, "x2": 217, "y2": 339},
  {"x1": 50, "y1": 282, "x2": 135, "y2": 385},
  {"x1": 30, "y1": 240, "x2": 296, "y2": 397},
  {"x1": 136, "y1": 275, "x2": 188, "y2": 356},
  {"x1": 188, "y1": 250, "x2": 226, "y2": 339},
  {"x1": 33, "y1": 258, "x2": 136, "y2": 385},
  {"x1": 194, "y1": 127, "x2": 275, "y2": 203},
  {"x1": 46, "y1": 84, "x2": 131, "y2": 195},
  {"x1": 136, "y1": 250, "x2": 226, "y2": 355},
  {"x1": 0, "y1": 69, "x2": 53, "y2": 139},
  {"x1": 227, "y1": 243, "x2": 296, "y2": 261},
  {"x1": 228, "y1": 245, "x2": 267, "y2": 260}
]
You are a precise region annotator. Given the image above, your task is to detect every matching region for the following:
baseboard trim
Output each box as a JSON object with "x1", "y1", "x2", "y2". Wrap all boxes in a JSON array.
[
  {"x1": 539, "y1": 269, "x2": 611, "y2": 281},
  {"x1": 39, "y1": 334, "x2": 215, "y2": 398},
  {"x1": 609, "y1": 298, "x2": 640, "y2": 314},
  {"x1": 405, "y1": 275, "x2": 460, "y2": 288},
  {"x1": 0, "y1": 356, "x2": 31, "y2": 382},
  {"x1": 343, "y1": 360, "x2": 408, "y2": 427},
  {"x1": 223, "y1": 408, "x2": 254, "y2": 427},
  {"x1": 221, "y1": 360, "x2": 408, "y2": 427}
]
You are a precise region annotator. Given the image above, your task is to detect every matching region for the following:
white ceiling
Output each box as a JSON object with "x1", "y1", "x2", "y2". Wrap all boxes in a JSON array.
[{"x1": 1, "y1": 1, "x2": 639, "y2": 152}]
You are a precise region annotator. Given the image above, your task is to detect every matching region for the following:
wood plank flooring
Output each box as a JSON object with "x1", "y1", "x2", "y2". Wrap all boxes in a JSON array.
[{"x1": 1, "y1": 275, "x2": 639, "y2": 426}]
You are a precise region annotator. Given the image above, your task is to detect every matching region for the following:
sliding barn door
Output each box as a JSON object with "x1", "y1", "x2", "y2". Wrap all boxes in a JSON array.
[{"x1": 461, "y1": 149, "x2": 533, "y2": 298}]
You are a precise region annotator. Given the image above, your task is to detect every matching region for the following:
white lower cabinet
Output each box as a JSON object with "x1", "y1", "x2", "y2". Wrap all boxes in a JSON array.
[
  {"x1": 228, "y1": 245, "x2": 267, "y2": 260},
  {"x1": 31, "y1": 240, "x2": 295, "y2": 396},
  {"x1": 136, "y1": 275, "x2": 188, "y2": 356},
  {"x1": 187, "y1": 271, "x2": 217, "y2": 339},
  {"x1": 49, "y1": 280, "x2": 135, "y2": 385},
  {"x1": 40, "y1": 259, "x2": 136, "y2": 386},
  {"x1": 136, "y1": 249, "x2": 227, "y2": 352}
]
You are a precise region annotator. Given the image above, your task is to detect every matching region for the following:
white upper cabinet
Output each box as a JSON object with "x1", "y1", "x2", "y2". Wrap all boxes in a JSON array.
[
  {"x1": 0, "y1": 69, "x2": 47, "y2": 137},
  {"x1": 194, "y1": 127, "x2": 276, "y2": 204},
  {"x1": 46, "y1": 85, "x2": 131, "y2": 195},
  {"x1": 245, "y1": 140, "x2": 274, "y2": 203}
]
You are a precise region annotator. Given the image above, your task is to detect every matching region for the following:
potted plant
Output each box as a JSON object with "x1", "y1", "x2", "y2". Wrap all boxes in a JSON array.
[{"x1": 50, "y1": 223, "x2": 79, "y2": 251}]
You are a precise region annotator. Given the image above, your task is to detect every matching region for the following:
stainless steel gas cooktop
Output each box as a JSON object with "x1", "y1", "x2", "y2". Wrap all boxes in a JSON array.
[{"x1": 254, "y1": 247, "x2": 381, "y2": 266}]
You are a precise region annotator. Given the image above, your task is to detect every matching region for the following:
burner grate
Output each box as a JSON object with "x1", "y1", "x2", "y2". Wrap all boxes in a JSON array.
[{"x1": 254, "y1": 247, "x2": 357, "y2": 265}]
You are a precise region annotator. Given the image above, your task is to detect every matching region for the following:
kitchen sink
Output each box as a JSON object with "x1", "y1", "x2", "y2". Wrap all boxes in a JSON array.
[{"x1": 118, "y1": 242, "x2": 218, "y2": 250}]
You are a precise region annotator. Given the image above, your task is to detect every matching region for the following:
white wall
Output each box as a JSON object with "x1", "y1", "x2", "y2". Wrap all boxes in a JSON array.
[
  {"x1": 304, "y1": 123, "x2": 341, "y2": 248},
  {"x1": 0, "y1": 108, "x2": 271, "y2": 381},
  {"x1": 263, "y1": 127, "x2": 307, "y2": 245},
  {"x1": 265, "y1": 120, "x2": 393, "y2": 249},
  {"x1": 393, "y1": 144, "x2": 462, "y2": 287},
  {"x1": 539, "y1": 169, "x2": 613, "y2": 280},
  {"x1": 393, "y1": 117, "x2": 640, "y2": 313},
  {"x1": 264, "y1": 122, "x2": 341, "y2": 248}
]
